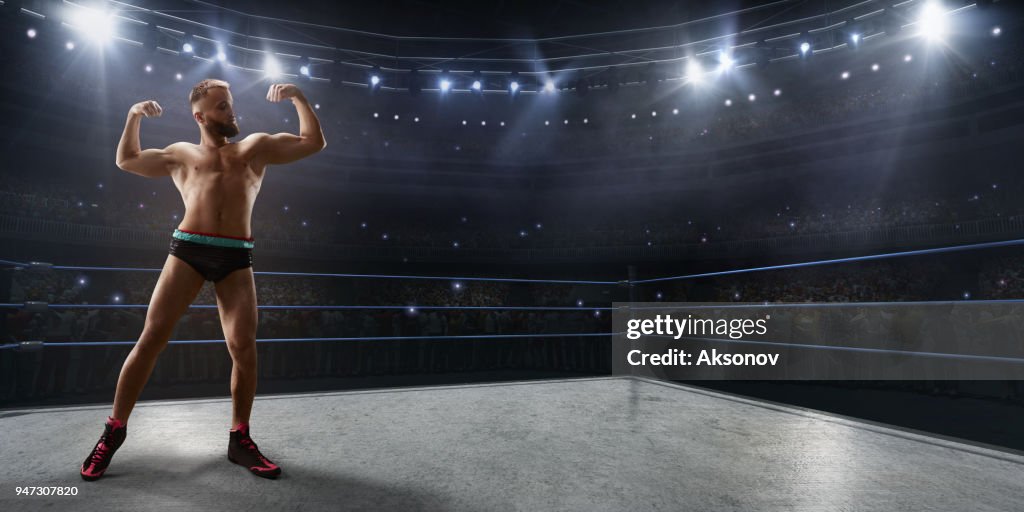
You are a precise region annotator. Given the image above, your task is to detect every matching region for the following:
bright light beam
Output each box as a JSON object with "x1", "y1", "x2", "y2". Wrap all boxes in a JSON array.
[{"x1": 918, "y1": 2, "x2": 949, "y2": 42}]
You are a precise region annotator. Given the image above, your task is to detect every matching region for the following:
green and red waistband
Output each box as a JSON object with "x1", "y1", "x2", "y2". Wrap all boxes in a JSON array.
[{"x1": 172, "y1": 228, "x2": 255, "y2": 249}]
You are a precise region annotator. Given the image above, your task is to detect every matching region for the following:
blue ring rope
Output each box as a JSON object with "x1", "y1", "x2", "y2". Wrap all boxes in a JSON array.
[
  {"x1": 632, "y1": 238, "x2": 1024, "y2": 284},
  {"x1": 42, "y1": 265, "x2": 616, "y2": 285},
  {"x1": 5, "y1": 238, "x2": 1024, "y2": 286},
  {"x1": 625, "y1": 299, "x2": 1024, "y2": 310},
  {"x1": 9, "y1": 299, "x2": 1024, "y2": 312},
  {"x1": 7, "y1": 332, "x2": 1021, "y2": 365},
  {"x1": 6, "y1": 235, "x2": 1024, "y2": 284},
  {"x1": 646, "y1": 335, "x2": 1024, "y2": 365},
  {"x1": 0, "y1": 303, "x2": 614, "y2": 311},
  {"x1": 0, "y1": 332, "x2": 616, "y2": 349}
]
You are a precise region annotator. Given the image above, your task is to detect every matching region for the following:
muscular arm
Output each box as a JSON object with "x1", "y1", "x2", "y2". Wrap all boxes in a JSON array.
[
  {"x1": 115, "y1": 100, "x2": 178, "y2": 178},
  {"x1": 253, "y1": 84, "x2": 327, "y2": 166}
]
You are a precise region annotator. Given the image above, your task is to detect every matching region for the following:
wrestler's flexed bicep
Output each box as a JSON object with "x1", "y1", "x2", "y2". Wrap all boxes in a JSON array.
[
  {"x1": 249, "y1": 84, "x2": 326, "y2": 168},
  {"x1": 249, "y1": 132, "x2": 324, "y2": 167},
  {"x1": 117, "y1": 146, "x2": 181, "y2": 178},
  {"x1": 115, "y1": 101, "x2": 182, "y2": 178}
]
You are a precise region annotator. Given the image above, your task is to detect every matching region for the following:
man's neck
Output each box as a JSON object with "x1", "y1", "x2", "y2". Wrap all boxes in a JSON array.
[{"x1": 199, "y1": 130, "x2": 230, "y2": 148}]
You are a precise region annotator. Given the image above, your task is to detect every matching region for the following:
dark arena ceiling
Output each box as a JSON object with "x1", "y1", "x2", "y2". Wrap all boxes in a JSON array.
[
  {"x1": 178, "y1": 0, "x2": 852, "y2": 39},
  {"x1": 7, "y1": 0, "x2": 990, "y2": 84}
]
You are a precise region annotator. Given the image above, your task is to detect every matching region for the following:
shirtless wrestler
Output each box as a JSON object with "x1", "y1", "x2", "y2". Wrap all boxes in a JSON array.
[{"x1": 80, "y1": 79, "x2": 326, "y2": 481}]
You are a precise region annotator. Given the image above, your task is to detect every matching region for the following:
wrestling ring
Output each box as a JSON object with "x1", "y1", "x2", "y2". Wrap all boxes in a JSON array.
[{"x1": 1, "y1": 238, "x2": 1023, "y2": 510}]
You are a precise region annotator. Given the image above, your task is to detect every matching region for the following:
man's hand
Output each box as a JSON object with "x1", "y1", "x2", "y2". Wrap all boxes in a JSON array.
[
  {"x1": 129, "y1": 100, "x2": 162, "y2": 118},
  {"x1": 266, "y1": 84, "x2": 304, "y2": 103}
]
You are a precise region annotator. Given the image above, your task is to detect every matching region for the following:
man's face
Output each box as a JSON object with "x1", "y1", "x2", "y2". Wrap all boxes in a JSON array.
[{"x1": 195, "y1": 87, "x2": 239, "y2": 138}]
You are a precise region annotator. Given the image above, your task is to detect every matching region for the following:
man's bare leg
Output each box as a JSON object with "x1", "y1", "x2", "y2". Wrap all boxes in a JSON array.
[
  {"x1": 214, "y1": 267, "x2": 259, "y2": 427},
  {"x1": 81, "y1": 255, "x2": 204, "y2": 481},
  {"x1": 110, "y1": 255, "x2": 205, "y2": 422},
  {"x1": 216, "y1": 266, "x2": 280, "y2": 478}
]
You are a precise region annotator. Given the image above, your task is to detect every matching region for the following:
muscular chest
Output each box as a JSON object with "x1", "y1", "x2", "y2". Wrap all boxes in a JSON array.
[
  {"x1": 191, "y1": 151, "x2": 249, "y2": 177},
  {"x1": 181, "y1": 147, "x2": 264, "y2": 187}
]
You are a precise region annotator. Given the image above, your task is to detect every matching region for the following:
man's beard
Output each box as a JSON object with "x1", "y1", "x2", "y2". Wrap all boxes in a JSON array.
[{"x1": 209, "y1": 119, "x2": 240, "y2": 138}]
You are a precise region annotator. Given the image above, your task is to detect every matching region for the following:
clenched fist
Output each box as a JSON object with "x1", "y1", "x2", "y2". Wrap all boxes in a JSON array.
[
  {"x1": 266, "y1": 83, "x2": 303, "y2": 103},
  {"x1": 129, "y1": 100, "x2": 162, "y2": 118}
]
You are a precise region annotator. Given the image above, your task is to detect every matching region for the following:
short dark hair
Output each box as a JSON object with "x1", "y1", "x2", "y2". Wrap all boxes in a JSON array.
[{"x1": 189, "y1": 79, "x2": 230, "y2": 111}]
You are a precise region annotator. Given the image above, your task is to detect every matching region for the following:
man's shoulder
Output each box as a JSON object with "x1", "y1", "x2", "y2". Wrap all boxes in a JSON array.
[
  {"x1": 165, "y1": 141, "x2": 198, "y2": 152},
  {"x1": 240, "y1": 132, "x2": 273, "y2": 145}
]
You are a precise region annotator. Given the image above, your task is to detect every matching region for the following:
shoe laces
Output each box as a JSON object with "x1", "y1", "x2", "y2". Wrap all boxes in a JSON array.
[
  {"x1": 89, "y1": 435, "x2": 113, "y2": 465},
  {"x1": 238, "y1": 435, "x2": 272, "y2": 465},
  {"x1": 239, "y1": 436, "x2": 257, "y2": 451}
]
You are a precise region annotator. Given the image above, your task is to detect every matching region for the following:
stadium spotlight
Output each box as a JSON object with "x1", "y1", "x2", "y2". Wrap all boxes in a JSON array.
[
  {"x1": 544, "y1": 78, "x2": 556, "y2": 93},
  {"x1": 370, "y1": 66, "x2": 382, "y2": 90},
  {"x1": 181, "y1": 34, "x2": 195, "y2": 55},
  {"x1": 69, "y1": 6, "x2": 117, "y2": 44},
  {"x1": 918, "y1": 1, "x2": 948, "y2": 42},
  {"x1": 718, "y1": 51, "x2": 734, "y2": 72},
  {"x1": 369, "y1": 66, "x2": 381, "y2": 90},
  {"x1": 298, "y1": 57, "x2": 311, "y2": 78},
  {"x1": 27, "y1": 28, "x2": 37, "y2": 39},
  {"x1": 798, "y1": 31, "x2": 812, "y2": 57},
  {"x1": 440, "y1": 70, "x2": 451, "y2": 92},
  {"x1": 844, "y1": 18, "x2": 860, "y2": 48},
  {"x1": 264, "y1": 56, "x2": 282, "y2": 78},
  {"x1": 65, "y1": 40, "x2": 75, "y2": 50},
  {"x1": 471, "y1": 71, "x2": 483, "y2": 93},
  {"x1": 685, "y1": 59, "x2": 704, "y2": 84},
  {"x1": 216, "y1": 46, "x2": 228, "y2": 62},
  {"x1": 508, "y1": 71, "x2": 520, "y2": 94},
  {"x1": 991, "y1": 26, "x2": 1001, "y2": 37}
]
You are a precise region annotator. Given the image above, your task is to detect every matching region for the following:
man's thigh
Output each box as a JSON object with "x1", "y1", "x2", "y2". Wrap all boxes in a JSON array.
[
  {"x1": 214, "y1": 268, "x2": 258, "y2": 345},
  {"x1": 145, "y1": 255, "x2": 205, "y2": 338}
]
